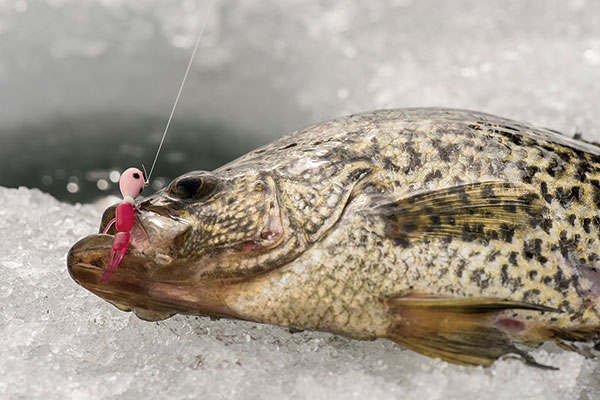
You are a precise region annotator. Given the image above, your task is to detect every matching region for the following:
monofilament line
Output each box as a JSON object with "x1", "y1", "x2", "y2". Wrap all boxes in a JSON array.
[{"x1": 145, "y1": 0, "x2": 216, "y2": 185}]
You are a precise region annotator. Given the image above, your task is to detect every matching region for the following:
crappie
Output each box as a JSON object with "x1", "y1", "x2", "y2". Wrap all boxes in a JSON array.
[{"x1": 67, "y1": 108, "x2": 600, "y2": 367}]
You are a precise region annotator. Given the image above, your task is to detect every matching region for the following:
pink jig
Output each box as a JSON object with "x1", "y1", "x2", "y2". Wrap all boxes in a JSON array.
[
  {"x1": 100, "y1": 167, "x2": 146, "y2": 283},
  {"x1": 97, "y1": 0, "x2": 215, "y2": 282}
]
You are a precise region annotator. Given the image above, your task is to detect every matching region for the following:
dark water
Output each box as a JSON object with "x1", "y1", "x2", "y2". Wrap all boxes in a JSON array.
[{"x1": 0, "y1": 113, "x2": 263, "y2": 203}]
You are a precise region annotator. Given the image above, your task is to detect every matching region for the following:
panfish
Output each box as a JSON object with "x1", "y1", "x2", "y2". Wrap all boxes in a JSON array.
[{"x1": 67, "y1": 108, "x2": 600, "y2": 367}]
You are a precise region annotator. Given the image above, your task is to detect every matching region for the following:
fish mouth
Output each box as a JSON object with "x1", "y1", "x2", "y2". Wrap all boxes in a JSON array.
[{"x1": 67, "y1": 207, "x2": 238, "y2": 321}]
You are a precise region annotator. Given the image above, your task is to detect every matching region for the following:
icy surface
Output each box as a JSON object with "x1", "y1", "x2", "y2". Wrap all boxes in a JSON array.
[{"x1": 1, "y1": 186, "x2": 600, "y2": 398}]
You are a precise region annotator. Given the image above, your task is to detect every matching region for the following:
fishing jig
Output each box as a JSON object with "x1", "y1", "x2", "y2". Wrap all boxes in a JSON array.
[
  {"x1": 98, "y1": 0, "x2": 216, "y2": 283},
  {"x1": 100, "y1": 167, "x2": 146, "y2": 283}
]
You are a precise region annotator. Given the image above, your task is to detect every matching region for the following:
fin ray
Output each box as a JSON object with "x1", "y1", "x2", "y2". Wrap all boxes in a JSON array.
[
  {"x1": 384, "y1": 295, "x2": 559, "y2": 367},
  {"x1": 378, "y1": 182, "x2": 546, "y2": 243}
]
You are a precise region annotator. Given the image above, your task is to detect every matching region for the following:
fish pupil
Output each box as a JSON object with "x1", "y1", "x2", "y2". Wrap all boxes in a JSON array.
[{"x1": 169, "y1": 175, "x2": 215, "y2": 200}]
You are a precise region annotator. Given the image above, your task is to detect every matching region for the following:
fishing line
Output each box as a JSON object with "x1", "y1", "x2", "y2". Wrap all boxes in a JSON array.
[{"x1": 145, "y1": 0, "x2": 216, "y2": 185}]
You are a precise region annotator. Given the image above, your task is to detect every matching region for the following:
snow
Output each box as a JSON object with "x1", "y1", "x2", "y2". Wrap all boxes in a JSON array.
[{"x1": 1, "y1": 0, "x2": 600, "y2": 398}]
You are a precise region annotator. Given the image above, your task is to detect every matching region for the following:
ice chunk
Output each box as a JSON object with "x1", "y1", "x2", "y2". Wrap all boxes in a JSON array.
[{"x1": 0, "y1": 185, "x2": 599, "y2": 398}]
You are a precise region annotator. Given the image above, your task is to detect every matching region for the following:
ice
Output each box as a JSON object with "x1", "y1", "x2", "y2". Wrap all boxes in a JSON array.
[
  {"x1": 2, "y1": 0, "x2": 600, "y2": 398},
  {"x1": 0, "y1": 188, "x2": 599, "y2": 398}
]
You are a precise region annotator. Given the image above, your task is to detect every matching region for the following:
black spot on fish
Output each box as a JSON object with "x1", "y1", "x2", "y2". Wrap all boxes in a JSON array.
[
  {"x1": 553, "y1": 269, "x2": 571, "y2": 292},
  {"x1": 383, "y1": 158, "x2": 401, "y2": 173},
  {"x1": 583, "y1": 218, "x2": 592, "y2": 234},
  {"x1": 590, "y1": 180, "x2": 600, "y2": 208},
  {"x1": 522, "y1": 289, "x2": 541, "y2": 301},
  {"x1": 470, "y1": 268, "x2": 491, "y2": 289},
  {"x1": 522, "y1": 238, "x2": 542, "y2": 259},
  {"x1": 577, "y1": 160, "x2": 592, "y2": 182},
  {"x1": 403, "y1": 142, "x2": 423, "y2": 169},
  {"x1": 480, "y1": 184, "x2": 496, "y2": 199},
  {"x1": 558, "y1": 150, "x2": 572, "y2": 163},
  {"x1": 500, "y1": 223, "x2": 515, "y2": 243},
  {"x1": 455, "y1": 260, "x2": 466, "y2": 278},
  {"x1": 528, "y1": 270, "x2": 538, "y2": 280},
  {"x1": 428, "y1": 214, "x2": 442, "y2": 230},
  {"x1": 509, "y1": 251, "x2": 519, "y2": 266},
  {"x1": 559, "y1": 300, "x2": 572, "y2": 313},
  {"x1": 507, "y1": 134, "x2": 523, "y2": 146},
  {"x1": 423, "y1": 169, "x2": 443, "y2": 183},
  {"x1": 501, "y1": 264, "x2": 509, "y2": 285},
  {"x1": 571, "y1": 186, "x2": 581, "y2": 202},
  {"x1": 393, "y1": 237, "x2": 410, "y2": 248},
  {"x1": 487, "y1": 229, "x2": 499, "y2": 241},
  {"x1": 453, "y1": 184, "x2": 469, "y2": 204},
  {"x1": 521, "y1": 165, "x2": 540, "y2": 184},
  {"x1": 538, "y1": 256, "x2": 548, "y2": 264},
  {"x1": 461, "y1": 224, "x2": 476, "y2": 242},
  {"x1": 543, "y1": 276, "x2": 552, "y2": 285},
  {"x1": 437, "y1": 143, "x2": 459, "y2": 162},
  {"x1": 546, "y1": 158, "x2": 565, "y2": 178},
  {"x1": 567, "y1": 214, "x2": 576, "y2": 226},
  {"x1": 569, "y1": 310, "x2": 584, "y2": 322},
  {"x1": 540, "y1": 218, "x2": 553, "y2": 234},
  {"x1": 554, "y1": 186, "x2": 581, "y2": 207},
  {"x1": 540, "y1": 181, "x2": 553, "y2": 204},
  {"x1": 557, "y1": 230, "x2": 579, "y2": 258}
]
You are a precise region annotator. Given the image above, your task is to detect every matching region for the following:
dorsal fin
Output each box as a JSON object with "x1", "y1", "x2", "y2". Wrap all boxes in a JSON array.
[{"x1": 377, "y1": 182, "x2": 546, "y2": 244}]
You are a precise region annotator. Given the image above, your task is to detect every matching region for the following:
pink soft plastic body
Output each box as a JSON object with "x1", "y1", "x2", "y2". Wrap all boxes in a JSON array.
[
  {"x1": 100, "y1": 231, "x2": 131, "y2": 283},
  {"x1": 100, "y1": 167, "x2": 145, "y2": 283}
]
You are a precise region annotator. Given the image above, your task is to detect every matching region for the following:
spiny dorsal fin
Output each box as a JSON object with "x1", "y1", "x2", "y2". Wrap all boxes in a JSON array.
[
  {"x1": 384, "y1": 295, "x2": 560, "y2": 368},
  {"x1": 378, "y1": 182, "x2": 546, "y2": 244}
]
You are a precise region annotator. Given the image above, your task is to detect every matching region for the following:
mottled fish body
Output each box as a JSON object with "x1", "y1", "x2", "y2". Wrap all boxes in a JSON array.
[{"x1": 68, "y1": 108, "x2": 600, "y2": 367}]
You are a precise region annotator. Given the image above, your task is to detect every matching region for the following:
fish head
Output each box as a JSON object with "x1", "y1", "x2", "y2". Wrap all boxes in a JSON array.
[{"x1": 67, "y1": 169, "x2": 291, "y2": 321}]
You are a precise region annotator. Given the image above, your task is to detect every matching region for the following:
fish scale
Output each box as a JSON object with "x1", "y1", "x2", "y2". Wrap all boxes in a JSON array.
[{"x1": 68, "y1": 108, "x2": 600, "y2": 367}]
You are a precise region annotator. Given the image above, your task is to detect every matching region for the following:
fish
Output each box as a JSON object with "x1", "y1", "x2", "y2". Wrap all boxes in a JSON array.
[{"x1": 67, "y1": 108, "x2": 600, "y2": 367}]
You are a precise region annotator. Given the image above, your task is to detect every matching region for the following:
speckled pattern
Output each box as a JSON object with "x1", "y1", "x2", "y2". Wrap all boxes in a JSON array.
[
  {"x1": 71, "y1": 108, "x2": 600, "y2": 366},
  {"x1": 216, "y1": 109, "x2": 600, "y2": 363}
]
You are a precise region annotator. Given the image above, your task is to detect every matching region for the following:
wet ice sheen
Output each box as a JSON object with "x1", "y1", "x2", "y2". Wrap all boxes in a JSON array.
[{"x1": 0, "y1": 186, "x2": 599, "y2": 399}]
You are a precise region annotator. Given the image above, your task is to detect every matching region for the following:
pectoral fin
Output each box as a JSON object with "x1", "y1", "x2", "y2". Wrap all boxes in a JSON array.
[
  {"x1": 384, "y1": 295, "x2": 560, "y2": 368},
  {"x1": 378, "y1": 182, "x2": 546, "y2": 243}
]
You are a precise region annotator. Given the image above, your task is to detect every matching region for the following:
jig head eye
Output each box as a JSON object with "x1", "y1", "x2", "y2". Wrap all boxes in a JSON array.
[{"x1": 168, "y1": 174, "x2": 217, "y2": 200}]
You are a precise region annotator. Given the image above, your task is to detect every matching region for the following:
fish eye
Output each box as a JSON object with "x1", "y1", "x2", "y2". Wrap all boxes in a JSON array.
[{"x1": 168, "y1": 174, "x2": 217, "y2": 200}]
